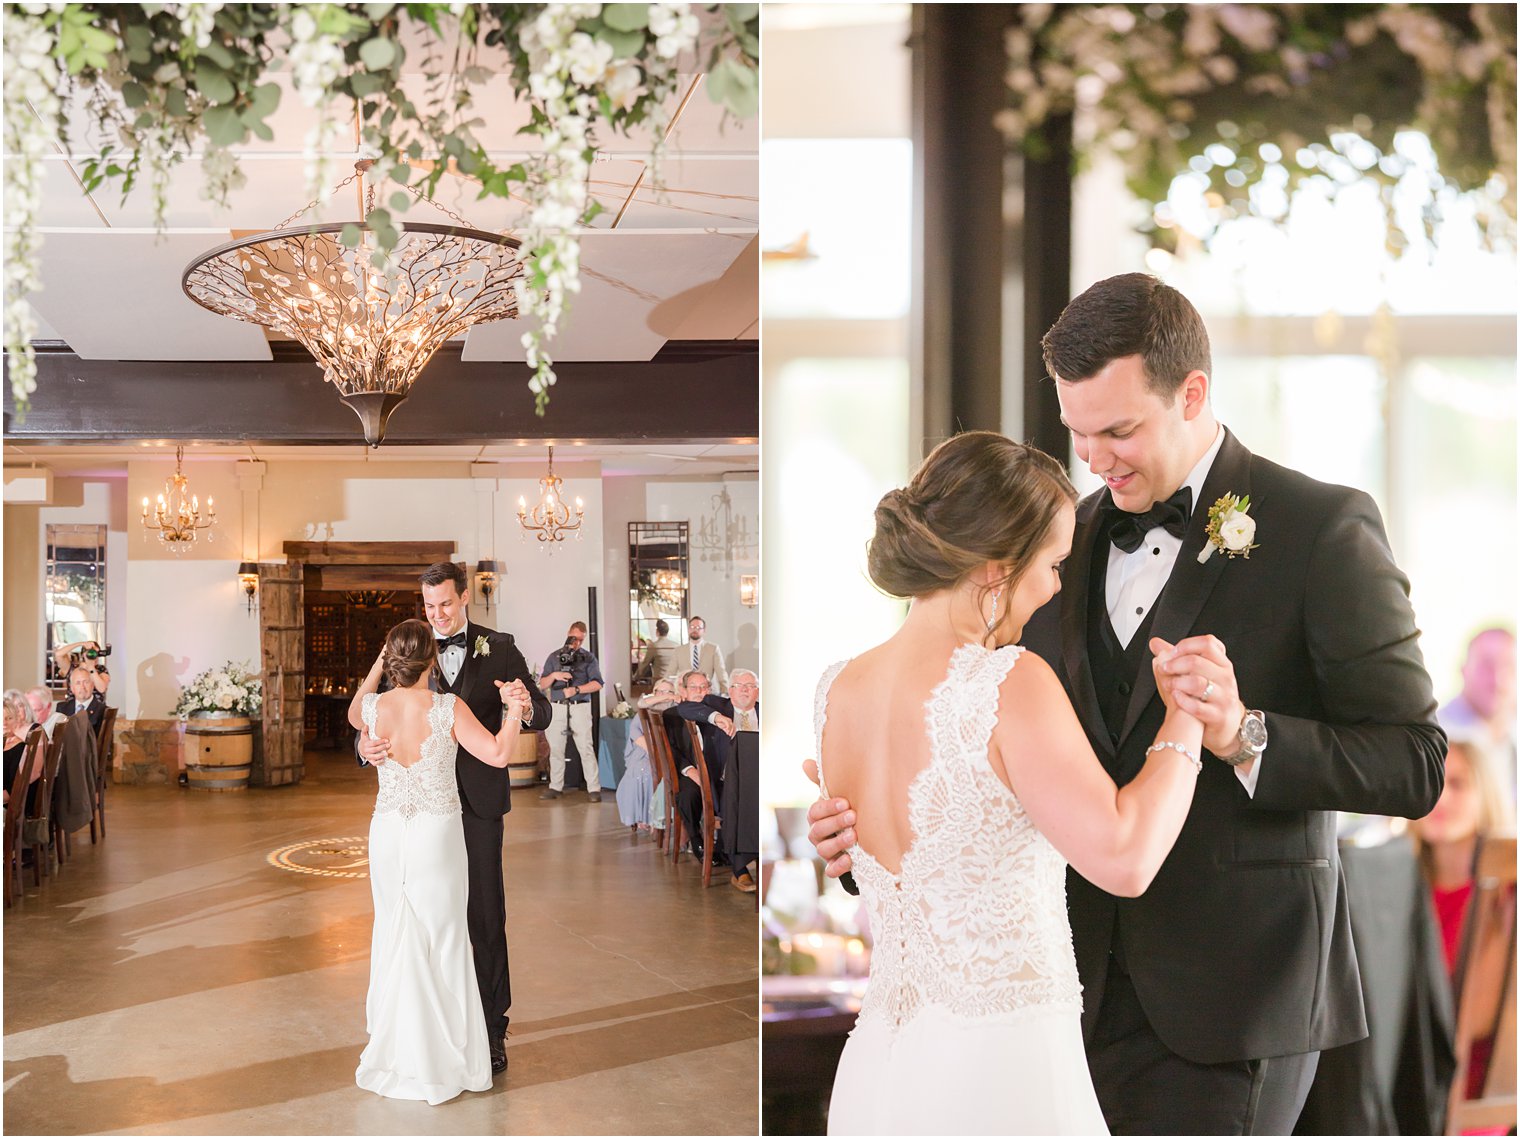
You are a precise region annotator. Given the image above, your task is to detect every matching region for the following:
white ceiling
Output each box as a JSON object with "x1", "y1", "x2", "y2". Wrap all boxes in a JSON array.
[{"x1": 25, "y1": 49, "x2": 758, "y2": 366}]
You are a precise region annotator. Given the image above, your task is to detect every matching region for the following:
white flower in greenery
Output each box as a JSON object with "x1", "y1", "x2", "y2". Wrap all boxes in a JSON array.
[
  {"x1": 1218, "y1": 513, "x2": 1256, "y2": 552},
  {"x1": 1197, "y1": 493, "x2": 1260, "y2": 563},
  {"x1": 605, "y1": 63, "x2": 643, "y2": 110},
  {"x1": 565, "y1": 32, "x2": 614, "y2": 86},
  {"x1": 473, "y1": 635, "x2": 491, "y2": 659}
]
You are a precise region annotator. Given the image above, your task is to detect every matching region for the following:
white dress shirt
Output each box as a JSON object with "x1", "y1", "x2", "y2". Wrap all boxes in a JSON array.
[
  {"x1": 1101, "y1": 426, "x2": 1262, "y2": 796},
  {"x1": 437, "y1": 634, "x2": 466, "y2": 686}
]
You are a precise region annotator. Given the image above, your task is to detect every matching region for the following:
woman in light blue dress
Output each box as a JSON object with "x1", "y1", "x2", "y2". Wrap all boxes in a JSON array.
[{"x1": 617, "y1": 677, "x2": 677, "y2": 829}]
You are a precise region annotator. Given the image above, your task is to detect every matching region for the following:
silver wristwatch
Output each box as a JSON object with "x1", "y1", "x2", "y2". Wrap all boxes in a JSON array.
[{"x1": 1215, "y1": 709, "x2": 1267, "y2": 766}]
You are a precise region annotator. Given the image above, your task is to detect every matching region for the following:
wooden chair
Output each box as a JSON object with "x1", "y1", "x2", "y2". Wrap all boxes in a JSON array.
[
  {"x1": 90, "y1": 705, "x2": 116, "y2": 843},
  {"x1": 683, "y1": 722, "x2": 719, "y2": 888},
  {"x1": 642, "y1": 713, "x2": 676, "y2": 852},
  {"x1": 23, "y1": 729, "x2": 65, "y2": 881},
  {"x1": 1445, "y1": 835, "x2": 1517, "y2": 1135},
  {"x1": 4, "y1": 729, "x2": 46, "y2": 905},
  {"x1": 42, "y1": 731, "x2": 69, "y2": 866},
  {"x1": 643, "y1": 711, "x2": 684, "y2": 861}
]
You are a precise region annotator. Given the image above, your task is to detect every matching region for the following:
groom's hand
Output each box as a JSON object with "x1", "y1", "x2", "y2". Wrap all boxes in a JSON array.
[
  {"x1": 1156, "y1": 633, "x2": 1246, "y2": 755},
  {"x1": 358, "y1": 732, "x2": 391, "y2": 766},
  {"x1": 803, "y1": 759, "x2": 857, "y2": 878}
]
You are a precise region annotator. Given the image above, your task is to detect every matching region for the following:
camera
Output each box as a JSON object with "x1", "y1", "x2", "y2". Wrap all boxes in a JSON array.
[
  {"x1": 83, "y1": 644, "x2": 112, "y2": 660},
  {"x1": 556, "y1": 642, "x2": 586, "y2": 670}
]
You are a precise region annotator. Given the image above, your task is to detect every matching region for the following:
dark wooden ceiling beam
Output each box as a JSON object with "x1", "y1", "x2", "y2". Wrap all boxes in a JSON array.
[{"x1": 2, "y1": 340, "x2": 757, "y2": 446}]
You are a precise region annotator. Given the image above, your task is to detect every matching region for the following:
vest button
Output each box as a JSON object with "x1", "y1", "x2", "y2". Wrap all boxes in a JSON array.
[
  {"x1": 1109, "y1": 730, "x2": 1120, "y2": 745},
  {"x1": 1118, "y1": 681, "x2": 1131, "y2": 696}
]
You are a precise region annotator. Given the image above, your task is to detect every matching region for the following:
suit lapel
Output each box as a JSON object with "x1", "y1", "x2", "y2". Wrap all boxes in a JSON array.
[
  {"x1": 449, "y1": 622, "x2": 481, "y2": 706},
  {"x1": 1061, "y1": 492, "x2": 1111, "y2": 755},
  {"x1": 1116, "y1": 429, "x2": 1252, "y2": 745}
]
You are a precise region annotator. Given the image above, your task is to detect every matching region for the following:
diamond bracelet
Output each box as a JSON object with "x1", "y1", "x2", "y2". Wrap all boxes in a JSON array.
[{"x1": 1145, "y1": 740, "x2": 1202, "y2": 774}]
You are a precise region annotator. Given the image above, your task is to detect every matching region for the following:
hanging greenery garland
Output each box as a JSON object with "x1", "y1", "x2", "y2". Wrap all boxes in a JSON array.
[
  {"x1": 1000, "y1": 4, "x2": 1515, "y2": 252},
  {"x1": 2, "y1": 2, "x2": 760, "y2": 413}
]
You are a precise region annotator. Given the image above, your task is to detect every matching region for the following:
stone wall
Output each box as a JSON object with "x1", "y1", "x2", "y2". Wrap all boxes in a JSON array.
[{"x1": 114, "y1": 719, "x2": 181, "y2": 785}]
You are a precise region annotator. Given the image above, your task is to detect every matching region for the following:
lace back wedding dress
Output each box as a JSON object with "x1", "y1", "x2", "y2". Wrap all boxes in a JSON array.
[
  {"x1": 356, "y1": 691, "x2": 491, "y2": 1104},
  {"x1": 816, "y1": 644, "x2": 1108, "y2": 1136}
]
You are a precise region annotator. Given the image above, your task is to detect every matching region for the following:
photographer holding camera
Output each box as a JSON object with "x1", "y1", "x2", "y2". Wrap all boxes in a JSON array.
[
  {"x1": 53, "y1": 640, "x2": 112, "y2": 697},
  {"x1": 537, "y1": 621, "x2": 605, "y2": 802}
]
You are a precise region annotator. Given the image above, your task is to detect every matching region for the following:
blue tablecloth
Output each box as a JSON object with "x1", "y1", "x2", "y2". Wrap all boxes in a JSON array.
[{"x1": 597, "y1": 715, "x2": 630, "y2": 790}]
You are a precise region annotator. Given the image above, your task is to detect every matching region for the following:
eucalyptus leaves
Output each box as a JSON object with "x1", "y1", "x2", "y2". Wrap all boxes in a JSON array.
[{"x1": 1, "y1": 3, "x2": 760, "y2": 413}]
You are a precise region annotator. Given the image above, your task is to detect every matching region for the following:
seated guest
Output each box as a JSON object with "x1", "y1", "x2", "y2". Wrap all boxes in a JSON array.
[
  {"x1": 2, "y1": 690, "x2": 40, "y2": 809},
  {"x1": 24, "y1": 686, "x2": 67, "y2": 740},
  {"x1": 664, "y1": 671, "x2": 725, "y2": 861},
  {"x1": 1410, "y1": 737, "x2": 1510, "y2": 1102},
  {"x1": 1439, "y1": 627, "x2": 1517, "y2": 816},
  {"x1": 618, "y1": 678, "x2": 678, "y2": 830},
  {"x1": 57, "y1": 666, "x2": 107, "y2": 732},
  {"x1": 633, "y1": 621, "x2": 680, "y2": 687},
  {"x1": 676, "y1": 669, "x2": 760, "y2": 892}
]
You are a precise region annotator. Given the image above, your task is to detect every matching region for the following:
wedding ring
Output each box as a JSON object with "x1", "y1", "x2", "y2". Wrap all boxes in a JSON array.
[{"x1": 1201, "y1": 680, "x2": 1215, "y2": 703}]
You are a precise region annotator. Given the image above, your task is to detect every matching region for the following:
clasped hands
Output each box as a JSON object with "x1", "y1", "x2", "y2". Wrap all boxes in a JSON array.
[
  {"x1": 803, "y1": 634, "x2": 1247, "y2": 880},
  {"x1": 358, "y1": 678, "x2": 532, "y2": 765}
]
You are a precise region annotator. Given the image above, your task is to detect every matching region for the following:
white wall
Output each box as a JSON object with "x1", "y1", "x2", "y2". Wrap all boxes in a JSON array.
[
  {"x1": 645, "y1": 475, "x2": 760, "y2": 683},
  {"x1": 118, "y1": 458, "x2": 606, "y2": 715},
  {"x1": 8, "y1": 458, "x2": 754, "y2": 719}
]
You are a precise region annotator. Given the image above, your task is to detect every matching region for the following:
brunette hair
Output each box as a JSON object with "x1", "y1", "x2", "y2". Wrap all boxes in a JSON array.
[
  {"x1": 1041, "y1": 272, "x2": 1212, "y2": 398},
  {"x1": 655, "y1": 619, "x2": 670, "y2": 637},
  {"x1": 418, "y1": 561, "x2": 468, "y2": 595},
  {"x1": 382, "y1": 619, "x2": 438, "y2": 689},
  {"x1": 867, "y1": 431, "x2": 1076, "y2": 603}
]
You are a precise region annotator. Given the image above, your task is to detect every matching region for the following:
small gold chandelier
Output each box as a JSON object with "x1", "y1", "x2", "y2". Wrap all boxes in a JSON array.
[
  {"x1": 182, "y1": 162, "x2": 525, "y2": 447},
  {"x1": 518, "y1": 446, "x2": 584, "y2": 546},
  {"x1": 141, "y1": 446, "x2": 216, "y2": 552}
]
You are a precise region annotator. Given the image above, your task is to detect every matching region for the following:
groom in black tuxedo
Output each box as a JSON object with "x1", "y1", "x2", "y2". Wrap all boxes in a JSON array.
[
  {"x1": 810, "y1": 274, "x2": 1445, "y2": 1133},
  {"x1": 359, "y1": 561, "x2": 551, "y2": 1074}
]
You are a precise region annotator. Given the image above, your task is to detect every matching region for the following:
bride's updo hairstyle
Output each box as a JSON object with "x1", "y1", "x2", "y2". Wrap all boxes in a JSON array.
[
  {"x1": 382, "y1": 619, "x2": 438, "y2": 689},
  {"x1": 868, "y1": 431, "x2": 1077, "y2": 601}
]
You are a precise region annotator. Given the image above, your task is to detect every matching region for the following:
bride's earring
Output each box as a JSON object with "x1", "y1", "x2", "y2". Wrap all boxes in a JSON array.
[{"x1": 986, "y1": 588, "x2": 1002, "y2": 633}]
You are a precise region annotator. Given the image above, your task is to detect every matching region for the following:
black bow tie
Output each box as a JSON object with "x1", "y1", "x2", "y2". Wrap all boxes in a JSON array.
[
  {"x1": 437, "y1": 631, "x2": 468, "y2": 650},
  {"x1": 1107, "y1": 487, "x2": 1194, "y2": 553}
]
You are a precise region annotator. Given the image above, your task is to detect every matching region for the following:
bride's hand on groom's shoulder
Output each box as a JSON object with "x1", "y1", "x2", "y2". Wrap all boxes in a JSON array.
[{"x1": 803, "y1": 759, "x2": 856, "y2": 877}]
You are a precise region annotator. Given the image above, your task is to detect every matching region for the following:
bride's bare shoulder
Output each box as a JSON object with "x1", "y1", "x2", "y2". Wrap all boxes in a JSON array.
[{"x1": 999, "y1": 649, "x2": 1071, "y2": 715}]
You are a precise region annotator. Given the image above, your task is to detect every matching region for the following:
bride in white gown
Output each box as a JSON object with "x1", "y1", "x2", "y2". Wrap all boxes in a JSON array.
[
  {"x1": 812, "y1": 432, "x2": 1205, "y2": 1135},
  {"x1": 347, "y1": 620, "x2": 527, "y2": 1104}
]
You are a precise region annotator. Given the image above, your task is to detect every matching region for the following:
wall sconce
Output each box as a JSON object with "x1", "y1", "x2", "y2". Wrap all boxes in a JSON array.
[
  {"x1": 475, "y1": 559, "x2": 499, "y2": 609},
  {"x1": 237, "y1": 562, "x2": 259, "y2": 614},
  {"x1": 740, "y1": 574, "x2": 758, "y2": 608}
]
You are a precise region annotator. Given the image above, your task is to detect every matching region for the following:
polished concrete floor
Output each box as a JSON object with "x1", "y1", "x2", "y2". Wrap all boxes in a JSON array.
[{"x1": 4, "y1": 750, "x2": 759, "y2": 1135}]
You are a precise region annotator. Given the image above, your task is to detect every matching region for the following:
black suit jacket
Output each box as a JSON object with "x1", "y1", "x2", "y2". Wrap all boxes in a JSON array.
[
  {"x1": 676, "y1": 695, "x2": 733, "y2": 785},
  {"x1": 439, "y1": 621, "x2": 552, "y2": 819},
  {"x1": 1023, "y1": 428, "x2": 1445, "y2": 1065}
]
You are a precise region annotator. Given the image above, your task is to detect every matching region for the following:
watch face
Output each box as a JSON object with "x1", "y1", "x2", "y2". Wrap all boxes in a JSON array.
[{"x1": 1241, "y1": 713, "x2": 1269, "y2": 748}]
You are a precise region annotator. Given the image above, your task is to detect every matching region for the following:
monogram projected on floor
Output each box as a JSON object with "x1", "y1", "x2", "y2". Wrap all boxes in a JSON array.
[{"x1": 267, "y1": 836, "x2": 370, "y2": 878}]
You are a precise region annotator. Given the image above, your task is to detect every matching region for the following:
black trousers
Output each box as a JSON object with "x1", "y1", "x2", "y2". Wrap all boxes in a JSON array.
[
  {"x1": 461, "y1": 809, "x2": 510, "y2": 1039},
  {"x1": 1089, "y1": 957, "x2": 1320, "y2": 1135}
]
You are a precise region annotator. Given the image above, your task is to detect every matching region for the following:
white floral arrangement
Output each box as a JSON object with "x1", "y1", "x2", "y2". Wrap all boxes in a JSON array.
[
  {"x1": 611, "y1": 700, "x2": 636, "y2": 720},
  {"x1": 174, "y1": 661, "x2": 263, "y2": 718}
]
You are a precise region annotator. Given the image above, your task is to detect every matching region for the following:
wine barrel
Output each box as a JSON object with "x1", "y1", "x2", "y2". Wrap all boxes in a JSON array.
[
  {"x1": 507, "y1": 731, "x2": 540, "y2": 789},
  {"x1": 182, "y1": 715, "x2": 254, "y2": 792}
]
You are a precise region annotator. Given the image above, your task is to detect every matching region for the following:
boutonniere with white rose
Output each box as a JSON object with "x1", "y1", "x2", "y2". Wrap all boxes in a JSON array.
[
  {"x1": 473, "y1": 636, "x2": 491, "y2": 659},
  {"x1": 1197, "y1": 493, "x2": 1259, "y2": 563}
]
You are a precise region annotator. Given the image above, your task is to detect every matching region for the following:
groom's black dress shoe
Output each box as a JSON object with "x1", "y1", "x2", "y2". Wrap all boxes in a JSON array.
[{"x1": 490, "y1": 1038, "x2": 507, "y2": 1073}]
